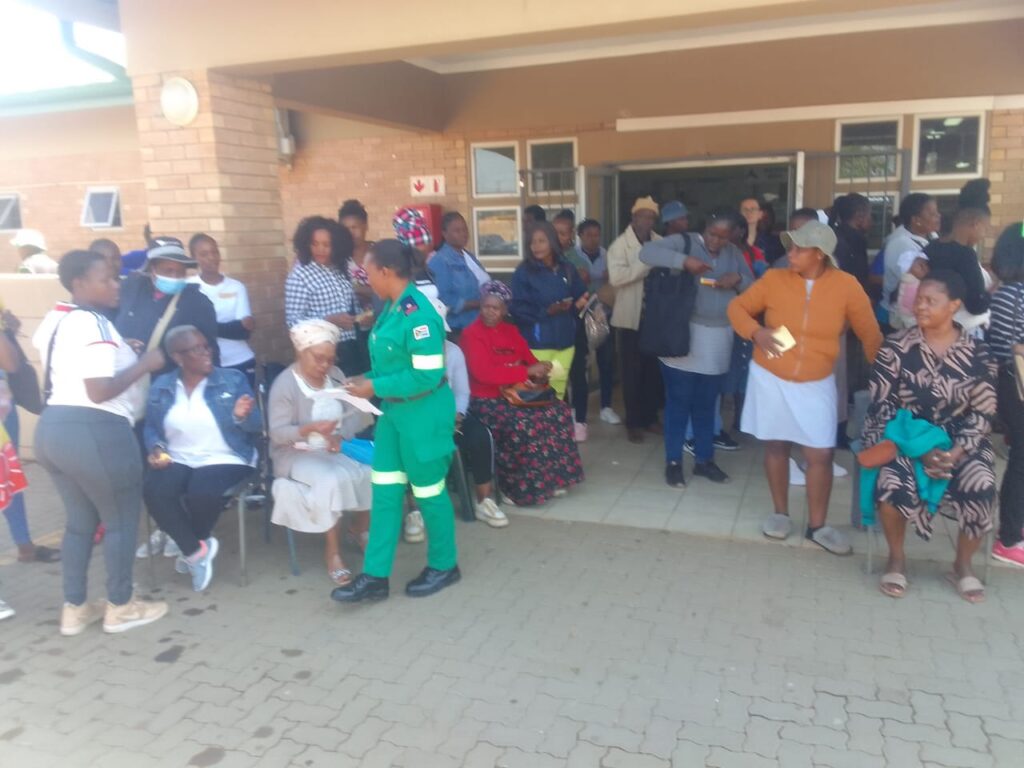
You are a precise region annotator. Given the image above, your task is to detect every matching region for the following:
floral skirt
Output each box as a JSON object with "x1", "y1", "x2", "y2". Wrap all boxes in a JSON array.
[{"x1": 470, "y1": 396, "x2": 584, "y2": 506}]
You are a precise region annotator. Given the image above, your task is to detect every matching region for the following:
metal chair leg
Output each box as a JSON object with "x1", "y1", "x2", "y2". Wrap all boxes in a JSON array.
[
  {"x1": 238, "y1": 494, "x2": 248, "y2": 587},
  {"x1": 145, "y1": 513, "x2": 156, "y2": 588},
  {"x1": 286, "y1": 528, "x2": 300, "y2": 576},
  {"x1": 983, "y1": 499, "x2": 999, "y2": 585}
]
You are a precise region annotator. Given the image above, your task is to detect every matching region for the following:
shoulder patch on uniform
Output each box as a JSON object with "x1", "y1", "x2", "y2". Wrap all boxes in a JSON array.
[
  {"x1": 412, "y1": 324, "x2": 431, "y2": 341},
  {"x1": 401, "y1": 296, "x2": 420, "y2": 315}
]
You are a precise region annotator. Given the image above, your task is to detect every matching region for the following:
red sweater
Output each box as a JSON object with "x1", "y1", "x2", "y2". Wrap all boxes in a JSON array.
[{"x1": 459, "y1": 318, "x2": 537, "y2": 399}]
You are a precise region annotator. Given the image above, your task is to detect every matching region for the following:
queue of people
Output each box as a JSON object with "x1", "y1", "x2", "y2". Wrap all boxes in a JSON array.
[{"x1": 4, "y1": 179, "x2": 1023, "y2": 629}]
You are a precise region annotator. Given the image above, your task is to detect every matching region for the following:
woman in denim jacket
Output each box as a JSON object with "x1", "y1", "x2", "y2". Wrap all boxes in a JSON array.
[{"x1": 427, "y1": 212, "x2": 491, "y2": 335}]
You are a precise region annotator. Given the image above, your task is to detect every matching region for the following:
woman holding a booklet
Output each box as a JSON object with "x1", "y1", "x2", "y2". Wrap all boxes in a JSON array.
[{"x1": 728, "y1": 220, "x2": 882, "y2": 556}]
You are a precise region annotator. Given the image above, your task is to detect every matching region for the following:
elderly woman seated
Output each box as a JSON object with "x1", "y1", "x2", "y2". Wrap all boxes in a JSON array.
[
  {"x1": 860, "y1": 271, "x2": 997, "y2": 603},
  {"x1": 459, "y1": 281, "x2": 583, "y2": 506},
  {"x1": 268, "y1": 319, "x2": 372, "y2": 586},
  {"x1": 143, "y1": 326, "x2": 261, "y2": 592}
]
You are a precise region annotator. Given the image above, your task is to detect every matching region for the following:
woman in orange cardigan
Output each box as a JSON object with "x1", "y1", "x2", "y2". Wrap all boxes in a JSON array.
[{"x1": 728, "y1": 221, "x2": 882, "y2": 555}]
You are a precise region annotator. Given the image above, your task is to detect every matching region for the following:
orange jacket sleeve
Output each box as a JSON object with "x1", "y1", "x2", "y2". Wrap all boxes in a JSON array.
[
  {"x1": 846, "y1": 281, "x2": 883, "y2": 363},
  {"x1": 728, "y1": 272, "x2": 770, "y2": 340}
]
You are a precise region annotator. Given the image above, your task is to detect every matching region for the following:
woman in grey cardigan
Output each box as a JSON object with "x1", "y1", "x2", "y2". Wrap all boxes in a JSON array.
[
  {"x1": 268, "y1": 320, "x2": 372, "y2": 586},
  {"x1": 640, "y1": 210, "x2": 754, "y2": 488}
]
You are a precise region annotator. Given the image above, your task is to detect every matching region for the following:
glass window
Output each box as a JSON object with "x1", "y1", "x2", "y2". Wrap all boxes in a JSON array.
[
  {"x1": 529, "y1": 141, "x2": 576, "y2": 193},
  {"x1": 473, "y1": 208, "x2": 521, "y2": 259},
  {"x1": 0, "y1": 195, "x2": 22, "y2": 231},
  {"x1": 837, "y1": 121, "x2": 899, "y2": 180},
  {"x1": 81, "y1": 188, "x2": 121, "y2": 228},
  {"x1": 472, "y1": 144, "x2": 518, "y2": 197},
  {"x1": 916, "y1": 116, "x2": 980, "y2": 176},
  {"x1": 866, "y1": 194, "x2": 895, "y2": 251}
]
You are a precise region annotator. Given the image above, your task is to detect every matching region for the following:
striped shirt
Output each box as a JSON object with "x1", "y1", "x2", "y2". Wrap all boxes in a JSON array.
[
  {"x1": 986, "y1": 282, "x2": 1024, "y2": 361},
  {"x1": 283, "y1": 261, "x2": 357, "y2": 340}
]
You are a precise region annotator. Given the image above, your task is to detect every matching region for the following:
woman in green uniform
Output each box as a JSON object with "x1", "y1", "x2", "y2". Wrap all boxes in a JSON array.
[{"x1": 331, "y1": 239, "x2": 460, "y2": 602}]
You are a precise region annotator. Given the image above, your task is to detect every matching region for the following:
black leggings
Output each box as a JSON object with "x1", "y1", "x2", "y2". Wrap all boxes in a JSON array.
[
  {"x1": 456, "y1": 412, "x2": 493, "y2": 485},
  {"x1": 998, "y1": 367, "x2": 1024, "y2": 547},
  {"x1": 143, "y1": 463, "x2": 253, "y2": 557}
]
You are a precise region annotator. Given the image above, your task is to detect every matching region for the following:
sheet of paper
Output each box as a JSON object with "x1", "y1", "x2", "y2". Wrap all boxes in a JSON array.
[{"x1": 307, "y1": 387, "x2": 383, "y2": 416}]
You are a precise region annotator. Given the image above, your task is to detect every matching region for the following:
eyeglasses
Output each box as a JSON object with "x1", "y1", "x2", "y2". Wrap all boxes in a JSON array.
[{"x1": 177, "y1": 343, "x2": 211, "y2": 356}]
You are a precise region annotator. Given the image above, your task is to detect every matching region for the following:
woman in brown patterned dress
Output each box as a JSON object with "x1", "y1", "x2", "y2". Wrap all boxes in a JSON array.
[{"x1": 861, "y1": 270, "x2": 997, "y2": 602}]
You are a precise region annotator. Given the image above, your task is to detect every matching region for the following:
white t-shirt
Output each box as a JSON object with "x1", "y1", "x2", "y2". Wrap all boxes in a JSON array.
[
  {"x1": 32, "y1": 304, "x2": 143, "y2": 422},
  {"x1": 462, "y1": 250, "x2": 490, "y2": 287},
  {"x1": 187, "y1": 275, "x2": 255, "y2": 367},
  {"x1": 163, "y1": 378, "x2": 253, "y2": 468}
]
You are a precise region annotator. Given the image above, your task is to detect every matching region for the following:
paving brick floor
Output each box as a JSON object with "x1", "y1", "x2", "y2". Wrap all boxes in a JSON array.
[{"x1": 1, "y1": 424, "x2": 1023, "y2": 767}]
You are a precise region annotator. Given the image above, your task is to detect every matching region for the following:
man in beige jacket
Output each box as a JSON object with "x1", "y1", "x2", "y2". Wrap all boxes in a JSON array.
[{"x1": 608, "y1": 196, "x2": 663, "y2": 443}]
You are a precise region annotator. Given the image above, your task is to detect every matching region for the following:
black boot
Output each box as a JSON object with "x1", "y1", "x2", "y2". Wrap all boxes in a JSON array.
[
  {"x1": 330, "y1": 573, "x2": 389, "y2": 603},
  {"x1": 405, "y1": 566, "x2": 461, "y2": 598}
]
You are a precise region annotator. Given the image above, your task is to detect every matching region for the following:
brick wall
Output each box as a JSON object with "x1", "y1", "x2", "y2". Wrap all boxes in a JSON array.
[{"x1": 987, "y1": 108, "x2": 1024, "y2": 245}]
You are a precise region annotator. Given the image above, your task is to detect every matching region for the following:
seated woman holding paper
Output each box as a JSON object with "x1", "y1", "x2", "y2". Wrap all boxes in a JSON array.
[
  {"x1": 268, "y1": 319, "x2": 373, "y2": 585},
  {"x1": 860, "y1": 271, "x2": 996, "y2": 602},
  {"x1": 727, "y1": 221, "x2": 882, "y2": 556}
]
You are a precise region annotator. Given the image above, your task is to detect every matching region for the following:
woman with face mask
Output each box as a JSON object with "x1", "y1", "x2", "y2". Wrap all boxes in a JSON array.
[{"x1": 115, "y1": 237, "x2": 219, "y2": 377}]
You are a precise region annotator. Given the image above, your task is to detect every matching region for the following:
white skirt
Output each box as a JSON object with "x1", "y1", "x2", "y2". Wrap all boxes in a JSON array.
[
  {"x1": 741, "y1": 361, "x2": 837, "y2": 448},
  {"x1": 271, "y1": 452, "x2": 373, "y2": 533}
]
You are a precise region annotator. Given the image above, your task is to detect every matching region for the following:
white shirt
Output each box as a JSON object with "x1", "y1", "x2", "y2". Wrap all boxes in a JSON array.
[
  {"x1": 881, "y1": 226, "x2": 930, "y2": 312},
  {"x1": 163, "y1": 378, "x2": 253, "y2": 468},
  {"x1": 462, "y1": 250, "x2": 490, "y2": 287},
  {"x1": 187, "y1": 275, "x2": 255, "y2": 367},
  {"x1": 444, "y1": 340, "x2": 469, "y2": 415},
  {"x1": 32, "y1": 304, "x2": 143, "y2": 422},
  {"x1": 19, "y1": 252, "x2": 59, "y2": 275}
]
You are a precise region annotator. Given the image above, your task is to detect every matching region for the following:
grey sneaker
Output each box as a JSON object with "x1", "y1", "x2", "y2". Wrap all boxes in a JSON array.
[
  {"x1": 762, "y1": 513, "x2": 793, "y2": 540},
  {"x1": 188, "y1": 537, "x2": 219, "y2": 592},
  {"x1": 806, "y1": 525, "x2": 852, "y2": 556}
]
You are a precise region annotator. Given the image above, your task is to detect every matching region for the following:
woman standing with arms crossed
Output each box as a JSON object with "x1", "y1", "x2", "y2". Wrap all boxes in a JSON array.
[
  {"x1": 331, "y1": 239, "x2": 460, "y2": 603},
  {"x1": 33, "y1": 250, "x2": 169, "y2": 636}
]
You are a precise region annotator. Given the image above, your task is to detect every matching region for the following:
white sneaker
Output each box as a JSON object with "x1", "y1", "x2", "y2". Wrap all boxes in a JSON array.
[
  {"x1": 0, "y1": 598, "x2": 14, "y2": 621},
  {"x1": 789, "y1": 458, "x2": 807, "y2": 487},
  {"x1": 832, "y1": 462, "x2": 849, "y2": 478},
  {"x1": 188, "y1": 538, "x2": 219, "y2": 592},
  {"x1": 599, "y1": 407, "x2": 622, "y2": 425},
  {"x1": 135, "y1": 530, "x2": 166, "y2": 559},
  {"x1": 163, "y1": 537, "x2": 182, "y2": 558},
  {"x1": 574, "y1": 422, "x2": 588, "y2": 442},
  {"x1": 102, "y1": 596, "x2": 168, "y2": 634},
  {"x1": 404, "y1": 510, "x2": 425, "y2": 543},
  {"x1": 553, "y1": 488, "x2": 568, "y2": 498},
  {"x1": 475, "y1": 498, "x2": 509, "y2": 528}
]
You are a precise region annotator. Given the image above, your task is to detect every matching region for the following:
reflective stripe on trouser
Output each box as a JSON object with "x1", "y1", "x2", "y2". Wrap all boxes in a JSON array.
[{"x1": 362, "y1": 412, "x2": 457, "y2": 578}]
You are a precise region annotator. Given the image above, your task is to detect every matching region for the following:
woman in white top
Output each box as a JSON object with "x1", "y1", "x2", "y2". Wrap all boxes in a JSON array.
[
  {"x1": 187, "y1": 234, "x2": 257, "y2": 384},
  {"x1": 32, "y1": 250, "x2": 169, "y2": 637},
  {"x1": 268, "y1": 319, "x2": 373, "y2": 585}
]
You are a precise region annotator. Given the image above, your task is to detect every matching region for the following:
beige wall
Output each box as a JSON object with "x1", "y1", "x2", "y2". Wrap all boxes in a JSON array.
[{"x1": 0, "y1": 107, "x2": 147, "y2": 272}]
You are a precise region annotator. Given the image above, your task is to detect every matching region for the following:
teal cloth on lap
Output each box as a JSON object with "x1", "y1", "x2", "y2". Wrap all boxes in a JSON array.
[{"x1": 859, "y1": 409, "x2": 953, "y2": 526}]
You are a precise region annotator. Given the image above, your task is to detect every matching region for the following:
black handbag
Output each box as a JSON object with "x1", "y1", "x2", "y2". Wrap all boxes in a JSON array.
[
  {"x1": 638, "y1": 235, "x2": 698, "y2": 358},
  {"x1": 4, "y1": 330, "x2": 42, "y2": 414}
]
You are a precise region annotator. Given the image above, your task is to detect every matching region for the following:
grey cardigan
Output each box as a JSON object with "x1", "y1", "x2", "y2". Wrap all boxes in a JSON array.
[{"x1": 267, "y1": 364, "x2": 372, "y2": 478}]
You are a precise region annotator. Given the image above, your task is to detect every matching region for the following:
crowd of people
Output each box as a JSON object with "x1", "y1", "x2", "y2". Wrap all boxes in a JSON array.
[{"x1": 1, "y1": 175, "x2": 1023, "y2": 628}]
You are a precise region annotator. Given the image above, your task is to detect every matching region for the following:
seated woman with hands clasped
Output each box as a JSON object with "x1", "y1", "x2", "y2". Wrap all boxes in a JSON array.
[
  {"x1": 268, "y1": 319, "x2": 372, "y2": 586},
  {"x1": 143, "y1": 326, "x2": 261, "y2": 592}
]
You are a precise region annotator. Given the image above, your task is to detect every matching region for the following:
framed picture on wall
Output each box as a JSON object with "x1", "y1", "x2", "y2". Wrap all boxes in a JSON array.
[{"x1": 473, "y1": 207, "x2": 522, "y2": 260}]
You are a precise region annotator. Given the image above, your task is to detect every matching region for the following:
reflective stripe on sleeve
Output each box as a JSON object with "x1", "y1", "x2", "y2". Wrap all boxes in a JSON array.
[
  {"x1": 411, "y1": 354, "x2": 445, "y2": 370},
  {"x1": 371, "y1": 470, "x2": 408, "y2": 485},
  {"x1": 410, "y1": 478, "x2": 446, "y2": 499}
]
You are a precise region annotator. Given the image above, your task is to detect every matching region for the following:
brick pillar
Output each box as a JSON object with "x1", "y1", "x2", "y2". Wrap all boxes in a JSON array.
[
  {"x1": 132, "y1": 70, "x2": 290, "y2": 362},
  {"x1": 987, "y1": 108, "x2": 1024, "y2": 247}
]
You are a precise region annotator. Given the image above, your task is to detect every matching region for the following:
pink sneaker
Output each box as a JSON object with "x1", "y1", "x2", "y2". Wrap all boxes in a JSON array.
[
  {"x1": 992, "y1": 541, "x2": 1024, "y2": 568},
  {"x1": 574, "y1": 422, "x2": 588, "y2": 442}
]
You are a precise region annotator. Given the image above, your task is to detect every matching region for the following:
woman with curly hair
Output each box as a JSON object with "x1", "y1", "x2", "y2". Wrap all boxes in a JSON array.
[{"x1": 284, "y1": 215, "x2": 372, "y2": 374}]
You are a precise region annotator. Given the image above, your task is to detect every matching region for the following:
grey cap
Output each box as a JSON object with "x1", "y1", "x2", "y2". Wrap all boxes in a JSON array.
[
  {"x1": 146, "y1": 236, "x2": 196, "y2": 267},
  {"x1": 660, "y1": 200, "x2": 688, "y2": 224},
  {"x1": 780, "y1": 220, "x2": 838, "y2": 267}
]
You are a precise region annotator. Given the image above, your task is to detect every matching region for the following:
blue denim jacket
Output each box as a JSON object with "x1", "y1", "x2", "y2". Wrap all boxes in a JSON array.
[
  {"x1": 427, "y1": 243, "x2": 489, "y2": 330},
  {"x1": 144, "y1": 366, "x2": 262, "y2": 462}
]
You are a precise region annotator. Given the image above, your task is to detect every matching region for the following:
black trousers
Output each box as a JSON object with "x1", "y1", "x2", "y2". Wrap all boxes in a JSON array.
[
  {"x1": 997, "y1": 367, "x2": 1024, "y2": 547},
  {"x1": 456, "y1": 412, "x2": 493, "y2": 485},
  {"x1": 617, "y1": 328, "x2": 663, "y2": 429},
  {"x1": 568, "y1": 319, "x2": 589, "y2": 423},
  {"x1": 143, "y1": 463, "x2": 253, "y2": 557}
]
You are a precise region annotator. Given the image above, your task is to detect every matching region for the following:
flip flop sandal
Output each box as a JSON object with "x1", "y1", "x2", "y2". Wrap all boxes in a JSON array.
[
  {"x1": 946, "y1": 573, "x2": 985, "y2": 604},
  {"x1": 879, "y1": 572, "x2": 908, "y2": 598},
  {"x1": 329, "y1": 567, "x2": 354, "y2": 586}
]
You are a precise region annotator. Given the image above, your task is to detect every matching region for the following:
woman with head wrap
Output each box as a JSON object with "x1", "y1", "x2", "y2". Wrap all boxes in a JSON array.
[
  {"x1": 459, "y1": 280, "x2": 584, "y2": 506},
  {"x1": 267, "y1": 319, "x2": 373, "y2": 585}
]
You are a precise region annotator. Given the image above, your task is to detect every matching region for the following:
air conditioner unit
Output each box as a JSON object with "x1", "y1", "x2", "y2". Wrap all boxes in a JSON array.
[{"x1": 275, "y1": 108, "x2": 296, "y2": 165}]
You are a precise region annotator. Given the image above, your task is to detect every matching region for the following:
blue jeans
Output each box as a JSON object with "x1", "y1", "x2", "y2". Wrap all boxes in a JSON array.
[
  {"x1": 662, "y1": 364, "x2": 724, "y2": 464},
  {"x1": 3, "y1": 408, "x2": 30, "y2": 546},
  {"x1": 685, "y1": 394, "x2": 723, "y2": 441}
]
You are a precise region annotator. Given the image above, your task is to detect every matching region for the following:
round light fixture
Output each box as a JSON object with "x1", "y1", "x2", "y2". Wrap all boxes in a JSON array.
[{"x1": 160, "y1": 77, "x2": 199, "y2": 126}]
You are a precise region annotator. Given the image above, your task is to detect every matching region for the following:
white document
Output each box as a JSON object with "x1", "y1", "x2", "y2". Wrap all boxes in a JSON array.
[{"x1": 307, "y1": 387, "x2": 383, "y2": 416}]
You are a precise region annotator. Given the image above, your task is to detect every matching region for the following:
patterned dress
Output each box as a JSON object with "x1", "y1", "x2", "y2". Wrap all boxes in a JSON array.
[{"x1": 861, "y1": 327, "x2": 997, "y2": 539}]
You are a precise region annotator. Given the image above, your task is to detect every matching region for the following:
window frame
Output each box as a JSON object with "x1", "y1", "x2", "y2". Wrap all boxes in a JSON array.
[
  {"x1": 0, "y1": 193, "x2": 22, "y2": 232},
  {"x1": 526, "y1": 137, "x2": 579, "y2": 197},
  {"x1": 80, "y1": 186, "x2": 122, "y2": 229},
  {"x1": 911, "y1": 112, "x2": 985, "y2": 182},
  {"x1": 833, "y1": 117, "x2": 902, "y2": 183},
  {"x1": 472, "y1": 205, "x2": 523, "y2": 262},
  {"x1": 470, "y1": 141, "x2": 521, "y2": 199}
]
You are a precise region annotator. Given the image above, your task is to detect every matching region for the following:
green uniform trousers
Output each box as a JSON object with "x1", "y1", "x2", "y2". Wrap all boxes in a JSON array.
[{"x1": 362, "y1": 396, "x2": 458, "y2": 578}]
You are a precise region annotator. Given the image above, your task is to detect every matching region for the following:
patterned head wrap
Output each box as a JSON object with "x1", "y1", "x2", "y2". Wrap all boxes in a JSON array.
[
  {"x1": 290, "y1": 319, "x2": 341, "y2": 351},
  {"x1": 392, "y1": 207, "x2": 433, "y2": 248},
  {"x1": 480, "y1": 280, "x2": 513, "y2": 304}
]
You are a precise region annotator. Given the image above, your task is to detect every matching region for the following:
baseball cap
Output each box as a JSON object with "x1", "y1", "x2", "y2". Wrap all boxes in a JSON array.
[
  {"x1": 10, "y1": 229, "x2": 46, "y2": 251},
  {"x1": 145, "y1": 236, "x2": 197, "y2": 266},
  {"x1": 780, "y1": 221, "x2": 838, "y2": 267},
  {"x1": 661, "y1": 201, "x2": 688, "y2": 225}
]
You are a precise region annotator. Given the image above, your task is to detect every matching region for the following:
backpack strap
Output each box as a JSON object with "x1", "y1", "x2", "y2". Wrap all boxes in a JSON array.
[{"x1": 42, "y1": 308, "x2": 106, "y2": 405}]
